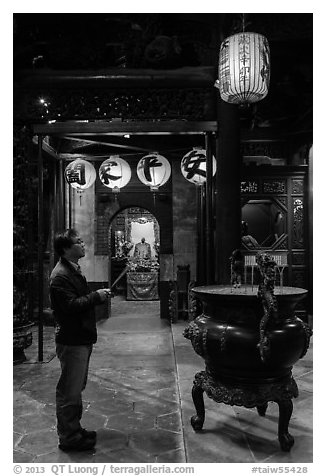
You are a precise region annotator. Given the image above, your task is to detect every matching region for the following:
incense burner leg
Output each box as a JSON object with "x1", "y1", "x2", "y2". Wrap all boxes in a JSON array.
[
  {"x1": 277, "y1": 399, "x2": 294, "y2": 451},
  {"x1": 190, "y1": 378, "x2": 205, "y2": 431}
]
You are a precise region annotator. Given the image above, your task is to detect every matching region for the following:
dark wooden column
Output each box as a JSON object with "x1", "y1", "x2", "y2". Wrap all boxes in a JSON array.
[
  {"x1": 68, "y1": 183, "x2": 72, "y2": 228},
  {"x1": 205, "y1": 132, "x2": 215, "y2": 284},
  {"x1": 215, "y1": 97, "x2": 241, "y2": 284},
  {"x1": 196, "y1": 185, "x2": 206, "y2": 285},
  {"x1": 48, "y1": 157, "x2": 57, "y2": 286},
  {"x1": 307, "y1": 145, "x2": 313, "y2": 318},
  {"x1": 57, "y1": 159, "x2": 66, "y2": 230},
  {"x1": 37, "y1": 135, "x2": 44, "y2": 362}
]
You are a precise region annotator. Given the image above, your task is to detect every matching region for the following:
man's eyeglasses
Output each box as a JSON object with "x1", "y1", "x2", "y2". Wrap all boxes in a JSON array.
[{"x1": 72, "y1": 238, "x2": 84, "y2": 245}]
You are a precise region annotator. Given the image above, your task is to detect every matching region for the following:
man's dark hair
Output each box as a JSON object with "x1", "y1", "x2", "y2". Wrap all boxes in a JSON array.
[{"x1": 54, "y1": 228, "x2": 78, "y2": 256}]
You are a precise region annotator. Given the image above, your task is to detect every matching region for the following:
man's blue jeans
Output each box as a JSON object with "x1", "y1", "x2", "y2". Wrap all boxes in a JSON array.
[{"x1": 56, "y1": 343, "x2": 93, "y2": 444}]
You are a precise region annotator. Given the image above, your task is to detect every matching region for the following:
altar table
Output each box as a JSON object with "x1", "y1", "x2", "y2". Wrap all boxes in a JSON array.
[{"x1": 126, "y1": 271, "x2": 159, "y2": 301}]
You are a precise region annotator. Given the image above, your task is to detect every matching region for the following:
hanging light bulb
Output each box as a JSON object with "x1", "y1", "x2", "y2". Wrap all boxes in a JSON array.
[
  {"x1": 181, "y1": 147, "x2": 216, "y2": 186},
  {"x1": 217, "y1": 31, "x2": 270, "y2": 105}
]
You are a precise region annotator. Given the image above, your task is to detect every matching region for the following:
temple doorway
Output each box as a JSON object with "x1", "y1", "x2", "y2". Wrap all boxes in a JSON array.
[{"x1": 109, "y1": 207, "x2": 160, "y2": 301}]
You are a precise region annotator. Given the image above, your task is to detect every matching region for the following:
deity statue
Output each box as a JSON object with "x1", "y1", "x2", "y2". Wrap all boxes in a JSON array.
[{"x1": 133, "y1": 237, "x2": 151, "y2": 259}]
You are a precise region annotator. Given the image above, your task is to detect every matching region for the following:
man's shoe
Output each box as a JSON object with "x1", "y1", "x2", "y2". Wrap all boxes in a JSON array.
[
  {"x1": 58, "y1": 436, "x2": 95, "y2": 452},
  {"x1": 81, "y1": 428, "x2": 97, "y2": 440}
]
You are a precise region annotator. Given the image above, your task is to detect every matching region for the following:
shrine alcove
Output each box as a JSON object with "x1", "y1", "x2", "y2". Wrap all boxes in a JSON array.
[{"x1": 109, "y1": 207, "x2": 160, "y2": 301}]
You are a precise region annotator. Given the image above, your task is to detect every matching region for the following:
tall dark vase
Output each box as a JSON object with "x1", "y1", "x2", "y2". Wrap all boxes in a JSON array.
[
  {"x1": 13, "y1": 323, "x2": 34, "y2": 364},
  {"x1": 184, "y1": 253, "x2": 312, "y2": 452}
]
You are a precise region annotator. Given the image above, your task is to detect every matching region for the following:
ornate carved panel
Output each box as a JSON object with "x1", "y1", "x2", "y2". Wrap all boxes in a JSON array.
[
  {"x1": 240, "y1": 181, "x2": 259, "y2": 193},
  {"x1": 293, "y1": 198, "x2": 304, "y2": 248},
  {"x1": 292, "y1": 179, "x2": 304, "y2": 194},
  {"x1": 292, "y1": 252, "x2": 306, "y2": 266},
  {"x1": 22, "y1": 87, "x2": 215, "y2": 122},
  {"x1": 263, "y1": 180, "x2": 286, "y2": 194},
  {"x1": 241, "y1": 141, "x2": 287, "y2": 158}
]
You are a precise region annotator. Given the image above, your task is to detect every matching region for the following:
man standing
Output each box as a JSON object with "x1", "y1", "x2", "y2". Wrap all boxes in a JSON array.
[{"x1": 50, "y1": 228, "x2": 110, "y2": 451}]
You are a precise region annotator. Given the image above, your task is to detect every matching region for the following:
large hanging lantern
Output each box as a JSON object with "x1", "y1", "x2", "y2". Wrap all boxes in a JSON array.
[
  {"x1": 99, "y1": 156, "x2": 131, "y2": 192},
  {"x1": 217, "y1": 32, "x2": 270, "y2": 104},
  {"x1": 181, "y1": 147, "x2": 216, "y2": 186},
  {"x1": 64, "y1": 158, "x2": 96, "y2": 191},
  {"x1": 137, "y1": 153, "x2": 171, "y2": 191}
]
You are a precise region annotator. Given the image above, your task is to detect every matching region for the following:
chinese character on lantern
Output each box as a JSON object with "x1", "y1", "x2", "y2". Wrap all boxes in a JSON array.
[
  {"x1": 65, "y1": 158, "x2": 96, "y2": 191},
  {"x1": 181, "y1": 147, "x2": 216, "y2": 186},
  {"x1": 137, "y1": 153, "x2": 171, "y2": 191},
  {"x1": 99, "y1": 156, "x2": 131, "y2": 193},
  {"x1": 217, "y1": 32, "x2": 270, "y2": 104}
]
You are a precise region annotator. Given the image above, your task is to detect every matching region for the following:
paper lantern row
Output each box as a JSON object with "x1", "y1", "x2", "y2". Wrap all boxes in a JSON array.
[
  {"x1": 65, "y1": 154, "x2": 171, "y2": 192},
  {"x1": 65, "y1": 149, "x2": 215, "y2": 192}
]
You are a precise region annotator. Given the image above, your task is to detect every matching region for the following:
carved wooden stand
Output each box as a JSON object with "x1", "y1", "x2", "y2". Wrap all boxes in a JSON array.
[{"x1": 190, "y1": 370, "x2": 298, "y2": 452}]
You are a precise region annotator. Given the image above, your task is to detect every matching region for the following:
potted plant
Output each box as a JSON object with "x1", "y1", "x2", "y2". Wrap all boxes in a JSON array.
[
  {"x1": 13, "y1": 227, "x2": 34, "y2": 363},
  {"x1": 13, "y1": 127, "x2": 34, "y2": 363}
]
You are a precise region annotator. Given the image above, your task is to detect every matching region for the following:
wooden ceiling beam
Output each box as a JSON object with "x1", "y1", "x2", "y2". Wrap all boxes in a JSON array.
[
  {"x1": 33, "y1": 120, "x2": 217, "y2": 136},
  {"x1": 16, "y1": 67, "x2": 215, "y2": 89}
]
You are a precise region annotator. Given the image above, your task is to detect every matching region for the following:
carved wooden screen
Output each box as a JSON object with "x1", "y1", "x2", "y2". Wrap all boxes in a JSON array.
[{"x1": 241, "y1": 165, "x2": 309, "y2": 318}]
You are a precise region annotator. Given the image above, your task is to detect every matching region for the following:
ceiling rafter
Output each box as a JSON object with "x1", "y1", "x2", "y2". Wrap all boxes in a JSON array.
[{"x1": 60, "y1": 135, "x2": 153, "y2": 153}]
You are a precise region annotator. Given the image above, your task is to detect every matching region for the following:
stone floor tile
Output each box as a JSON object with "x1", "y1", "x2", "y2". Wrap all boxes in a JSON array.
[
  {"x1": 90, "y1": 397, "x2": 133, "y2": 416},
  {"x1": 132, "y1": 400, "x2": 178, "y2": 416},
  {"x1": 129, "y1": 428, "x2": 184, "y2": 456},
  {"x1": 93, "y1": 428, "x2": 129, "y2": 452},
  {"x1": 34, "y1": 448, "x2": 107, "y2": 463},
  {"x1": 154, "y1": 386, "x2": 179, "y2": 402},
  {"x1": 14, "y1": 412, "x2": 55, "y2": 434},
  {"x1": 157, "y1": 411, "x2": 183, "y2": 432},
  {"x1": 80, "y1": 408, "x2": 108, "y2": 430},
  {"x1": 262, "y1": 434, "x2": 313, "y2": 463},
  {"x1": 106, "y1": 411, "x2": 155, "y2": 433},
  {"x1": 92, "y1": 447, "x2": 154, "y2": 463},
  {"x1": 13, "y1": 450, "x2": 35, "y2": 463},
  {"x1": 155, "y1": 449, "x2": 186, "y2": 463},
  {"x1": 34, "y1": 451, "x2": 82, "y2": 463},
  {"x1": 82, "y1": 384, "x2": 117, "y2": 403},
  {"x1": 13, "y1": 432, "x2": 23, "y2": 447},
  {"x1": 184, "y1": 425, "x2": 255, "y2": 463},
  {"x1": 296, "y1": 372, "x2": 313, "y2": 393},
  {"x1": 13, "y1": 392, "x2": 47, "y2": 415},
  {"x1": 16, "y1": 429, "x2": 59, "y2": 456}
]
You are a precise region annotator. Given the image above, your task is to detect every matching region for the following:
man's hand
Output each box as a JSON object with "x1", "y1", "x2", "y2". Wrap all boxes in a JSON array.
[{"x1": 97, "y1": 288, "x2": 111, "y2": 302}]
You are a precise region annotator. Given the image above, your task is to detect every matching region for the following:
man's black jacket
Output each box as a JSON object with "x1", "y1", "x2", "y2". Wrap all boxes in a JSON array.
[{"x1": 49, "y1": 257, "x2": 102, "y2": 345}]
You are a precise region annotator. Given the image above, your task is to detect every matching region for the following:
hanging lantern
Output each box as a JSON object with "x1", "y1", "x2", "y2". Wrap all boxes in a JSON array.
[
  {"x1": 64, "y1": 158, "x2": 96, "y2": 191},
  {"x1": 217, "y1": 32, "x2": 270, "y2": 104},
  {"x1": 99, "y1": 156, "x2": 131, "y2": 192},
  {"x1": 181, "y1": 147, "x2": 216, "y2": 186},
  {"x1": 137, "y1": 153, "x2": 171, "y2": 191}
]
